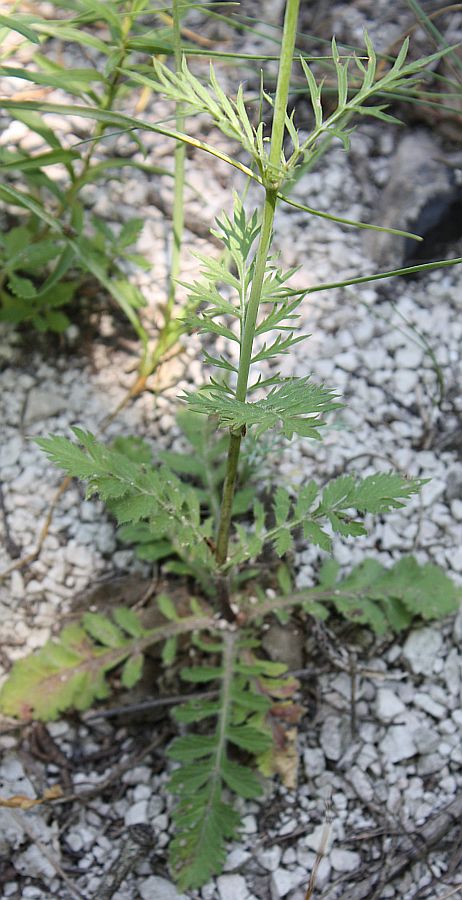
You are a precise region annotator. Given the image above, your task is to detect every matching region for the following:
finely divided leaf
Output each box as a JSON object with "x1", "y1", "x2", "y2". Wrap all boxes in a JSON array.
[{"x1": 185, "y1": 377, "x2": 339, "y2": 439}]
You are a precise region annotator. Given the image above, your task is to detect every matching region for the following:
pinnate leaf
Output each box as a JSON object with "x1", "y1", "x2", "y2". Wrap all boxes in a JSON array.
[
  {"x1": 121, "y1": 653, "x2": 144, "y2": 688},
  {"x1": 82, "y1": 612, "x2": 126, "y2": 648}
]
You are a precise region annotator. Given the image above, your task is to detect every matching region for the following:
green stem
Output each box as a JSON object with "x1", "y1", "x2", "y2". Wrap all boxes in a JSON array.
[
  {"x1": 268, "y1": 0, "x2": 300, "y2": 173},
  {"x1": 137, "y1": 0, "x2": 187, "y2": 381},
  {"x1": 215, "y1": 0, "x2": 300, "y2": 571},
  {"x1": 166, "y1": 0, "x2": 186, "y2": 318}
]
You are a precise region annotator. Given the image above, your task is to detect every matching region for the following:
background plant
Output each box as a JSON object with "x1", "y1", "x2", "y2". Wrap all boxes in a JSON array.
[
  {"x1": 1, "y1": 0, "x2": 462, "y2": 891},
  {"x1": 0, "y1": 0, "x2": 196, "y2": 383}
]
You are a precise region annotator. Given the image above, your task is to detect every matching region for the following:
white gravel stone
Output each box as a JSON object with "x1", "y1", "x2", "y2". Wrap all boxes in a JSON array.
[
  {"x1": 450, "y1": 547, "x2": 462, "y2": 573},
  {"x1": 10, "y1": 570, "x2": 24, "y2": 599},
  {"x1": 336, "y1": 351, "x2": 359, "y2": 372},
  {"x1": 124, "y1": 800, "x2": 149, "y2": 825},
  {"x1": 303, "y1": 747, "x2": 326, "y2": 778},
  {"x1": 64, "y1": 542, "x2": 95, "y2": 570},
  {"x1": 257, "y1": 845, "x2": 282, "y2": 872},
  {"x1": 320, "y1": 716, "x2": 349, "y2": 762},
  {"x1": 139, "y1": 876, "x2": 188, "y2": 900},
  {"x1": 454, "y1": 607, "x2": 462, "y2": 645},
  {"x1": 395, "y1": 344, "x2": 423, "y2": 368},
  {"x1": 394, "y1": 369, "x2": 418, "y2": 393},
  {"x1": 402, "y1": 628, "x2": 443, "y2": 675},
  {"x1": 217, "y1": 874, "x2": 249, "y2": 900},
  {"x1": 376, "y1": 688, "x2": 406, "y2": 722},
  {"x1": 413, "y1": 727, "x2": 440, "y2": 755},
  {"x1": 420, "y1": 479, "x2": 447, "y2": 507},
  {"x1": 270, "y1": 866, "x2": 307, "y2": 899},
  {"x1": 132, "y1": 784, "x2": 151, "y2": 802},
  {"x1": 241, "y1": 814, "x2": 258, "y2": 834},
  {"x1": 444, "y1": 649, "x2": 461, "y2": 695},
  {"x1": 417, "y1": 754, "x2": 446, "y2": 776},
  {"x1": 224, "y1": 848, "x2": 251, "y2": 871},
  {"x1": 413, "y1": 692, "x2": 446, "y2": 719},
  {"x1": 348, "y1": 767, "x2": 375, "y2": 803},
  {"x1": 331, "y1": 848, "x2": 361, "y2": 872},
  {"x1": 66, "y1": 831, "x2": 84, "y2": 852},
  {"x1": 1, "y1": 436, "x2": 21, "y2": 466},
  {"x1": 304, "y1": 824, "x2": 334, "y2": 854},
  {"x1": 15, "y1": 844, "x2": 57, "y2": 880},
  {"x1": 451, "y1": 499, "x2": 462, "y2": 521},
  {"x1": 381, "y1": 725, "x2": 417, "y2": 763},
  {"x1": 121, "y1": 766, "x2": 152, "y2": 785},
  {"x1": 23, "y1": 388, "x2": 67, "y2": 423}
]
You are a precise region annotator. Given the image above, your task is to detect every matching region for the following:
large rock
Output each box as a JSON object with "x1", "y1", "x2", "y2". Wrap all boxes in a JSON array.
[{"x1": 365, "y1": 131, "x2": 456, "y2": 268}]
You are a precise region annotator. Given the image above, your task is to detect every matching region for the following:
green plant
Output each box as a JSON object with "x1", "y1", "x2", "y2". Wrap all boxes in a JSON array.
[
  {"x1": 0, "y1": 0, "x2": 189, "y2": 357},
  {"x1": 1, "y1": 1, "x2": 462, "y2": 891}
]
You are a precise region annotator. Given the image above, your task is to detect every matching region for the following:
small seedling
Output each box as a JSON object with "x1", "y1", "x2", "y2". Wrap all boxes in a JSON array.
[{"x1": 1, "y1": 0, "x2": 461, "y2": 890}]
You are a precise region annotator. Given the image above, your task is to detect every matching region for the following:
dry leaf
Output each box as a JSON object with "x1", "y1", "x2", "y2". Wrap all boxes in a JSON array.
[{"x1": 0, "y1": 784, "x2": 63, "y2": 809}]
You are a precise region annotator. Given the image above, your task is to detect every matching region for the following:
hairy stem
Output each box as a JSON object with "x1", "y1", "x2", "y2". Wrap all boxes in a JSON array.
[{"x1": 215, "y1": 0, "x2": 300, "y2": 571}]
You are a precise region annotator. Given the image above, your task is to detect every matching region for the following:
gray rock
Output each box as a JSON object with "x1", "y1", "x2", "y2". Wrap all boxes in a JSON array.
[
  {"x1": 376, "y1": 688, "x2": 406, "y2": 723},
  {"x1": 0, "y1": 756, "x2": 49, "y2": 855},
  {"x1": 394, "y1": 369, "x2": 418, "y2": 394},
  {"x1": 395, "y1": 344, "x2": 423, "y2": 369},
  {"x1": 270, "y1": 866, "x2": 307, "y2": 899},
  {"x1": 139, "y1": 876, "x2": 188, "y2": 900},
  {"x1": 365, "y1": 131, "x2": 454, "y2": 267},
  {"x1": 217, "y1": 874, "x2": 249, "y2": 900},
  {"x1": 64, "y1": 542, "x2": 94, "y2": 570},
  {"x1": 261, "y1": 623, "x2": 304, "y2": 670},
  {"x1": 257, "y1": 845, "x2": 282, "y2": 872},
  {"x1": 454, "y1": 607, "x2": 462, "y2": 645},
  {"x1": 1, "y1": 435, "x2": 21, "y2": 467},
  {"x1": 420, "y1": 479, "x2": 447, "y2": 507},
  {"x1": 23, "y1": 387, "x2": 67, "y2": 424},
  {"x1": 446, "y1": 466, "x2": 462, "y2": 501},
  {"x1": 320, "y1": 716, "x2": 350, "y2": 762},
  {"x1": 224, "y1": 848, "x2": 251, "y2": 871},
  {"x1": 417, "y1": 753, "x2": 446, "y2": 776},
  {"x1": 303, "y1": 747, "x2": 326, "y2": 778},
  {"x1": 65, "y1": 831, "x2": 84, "y2": 853},
  {"x1": 349, "y1": 766, "x2": 374, "y2": 803},
  {"x1": 124, "y1": 800, "x2": 148, "y2": 826},
  {"x1": 331, "y1": 848, "x2": 361, "y2": 872},
  {"x1": 443, "y1": 649, "x2": 461, "y2": 695},
  {"x1": 381, "y1": 725, "x2": 416, "y2": 763},
  {"x1": 14, "y1": 844, "x2": 57, "y2": 880},
  {"x1": 402, "y1": 628, "x2": 443, "y2": 676},
  {"x1": 451, "y1": 547, "x2": 462, "y2": 573},
  {"x1": 413, "y1": 692, "x2": 446, "y2": 719},
  {"x1": 241, "y1": 815, "x2": 258, "y2": 834},
  {"x1": 121, "y1": 765, "x2": 152, "y2": 785},
  {"x1": 304, "y1": 823, "x2": 334, "y2": 854},
  {"x1": 413, "y1": 726, "x2": 440, "y2": 755}
]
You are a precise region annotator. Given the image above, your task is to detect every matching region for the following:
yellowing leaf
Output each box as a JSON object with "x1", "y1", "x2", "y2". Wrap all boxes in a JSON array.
[{"x1": 0, "y1": 784, "x2": 63, "y2": 809}]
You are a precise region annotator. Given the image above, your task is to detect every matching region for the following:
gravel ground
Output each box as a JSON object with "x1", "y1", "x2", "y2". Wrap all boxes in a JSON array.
[{"x1": 1, "y1": 2, "x2": 462, "y2": 898}]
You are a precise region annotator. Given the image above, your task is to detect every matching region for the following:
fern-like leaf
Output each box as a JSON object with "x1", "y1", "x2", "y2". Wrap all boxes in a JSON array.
[
  {"x1": 185, "y1": 377, "x2": 340, "y2": 439},
  {"x1": 167, "y1": 631, "x2": 282, "y2": 889},
  {"x1": 0, "y1": 615, "x2": 143, "y2": 720},
  {"x1": 0, "y1": 602, "x2": 215, "y2": 721},
  {"x1": 315, "y1": 556, "x2": 461, "y2": 633}
]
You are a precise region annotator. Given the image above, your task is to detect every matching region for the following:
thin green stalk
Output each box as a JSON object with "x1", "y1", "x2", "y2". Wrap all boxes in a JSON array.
[
  {"x1": 166, "y1": 0, "x2": 186, "y2": 317},
  {"x1": 215, "y1": 0, "x2": 300, "y2": 569},
  {"x1": 137, "y1": 0, "x2": 187, "y2": 380}
]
